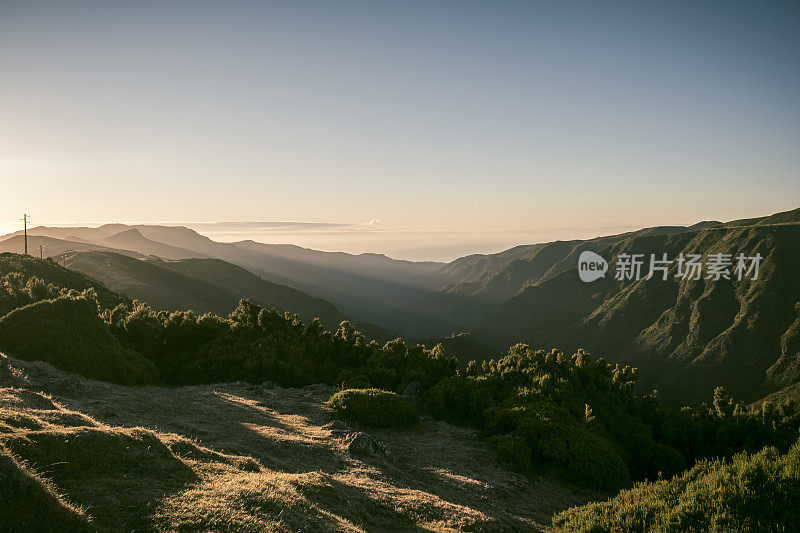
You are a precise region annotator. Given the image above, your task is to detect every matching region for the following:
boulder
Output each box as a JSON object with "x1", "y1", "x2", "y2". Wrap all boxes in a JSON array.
[{"x1": 347, "y1": 432, "x2": 387, "y2": 457}]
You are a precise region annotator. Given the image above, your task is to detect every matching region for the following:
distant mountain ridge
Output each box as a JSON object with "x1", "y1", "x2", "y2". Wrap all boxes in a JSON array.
[
  {"x1": 1, "y1": 224, "x2": 441, "y2": 321},
  {"x1": 383, "y1": 221, "x2": 726, "y2": 337}
]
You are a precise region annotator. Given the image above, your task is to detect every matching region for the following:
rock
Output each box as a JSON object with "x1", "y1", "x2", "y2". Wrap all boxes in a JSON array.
[
  {"x1": 347, "y1": 432, "x2": 386, "y2": 456},
  {"x1": 401, "y1": 381, "x2": 420, "y2": 405}
]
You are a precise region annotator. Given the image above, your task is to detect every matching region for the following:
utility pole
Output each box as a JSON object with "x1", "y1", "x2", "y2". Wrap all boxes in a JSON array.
[
  {"x1": 38, "y1": 244, "x2": 45, "y2": 260},
  {"x1": 20, "y1": 214, "x2": 29, "y2": 255}
]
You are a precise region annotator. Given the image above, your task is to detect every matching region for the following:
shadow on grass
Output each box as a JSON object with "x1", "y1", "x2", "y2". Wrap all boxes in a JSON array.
[{"x1": 2, "y1": 426, "x2": 198, "y2": 532}]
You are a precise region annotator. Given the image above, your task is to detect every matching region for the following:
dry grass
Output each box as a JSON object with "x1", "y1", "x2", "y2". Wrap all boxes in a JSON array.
[{"x1": 0, "y1": 353, "x2": 597, "y2": 531}]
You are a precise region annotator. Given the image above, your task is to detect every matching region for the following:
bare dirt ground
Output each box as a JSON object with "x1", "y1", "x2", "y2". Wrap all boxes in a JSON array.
[{"x1": 0, "y1": 353, "x2": 597, "y2": 531}]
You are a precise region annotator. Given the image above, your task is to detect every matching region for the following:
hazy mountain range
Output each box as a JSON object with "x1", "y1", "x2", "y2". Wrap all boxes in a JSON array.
[{"x1": 2, "y1": 207, "x2": 799, "y2": 404}]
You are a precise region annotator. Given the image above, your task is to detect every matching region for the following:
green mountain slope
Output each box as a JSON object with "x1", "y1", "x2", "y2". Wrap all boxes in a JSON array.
[
  {"x1": 0, "y1": 252, "x2": 124, "y2": 313},
  {"x1": 472, "y1": 212, "x2": 800, "y2": 405},
  {"x1": 384, "y1": 222, "x2": 726, "y2": 337}
]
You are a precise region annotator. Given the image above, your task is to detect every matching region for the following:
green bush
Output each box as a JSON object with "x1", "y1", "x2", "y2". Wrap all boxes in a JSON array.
[
  {"x1": 420, "y1": 346, "x2": 648, "y2": 488},
  {"x1": 552, "y1": 438, "x2": 800, "y2": 532},
  {"x1": 327, "y1": 388, "x2": 419, "y2": 428},
  {"x1": 0, "y1": 293, "x2": 160, "y2": 385}
]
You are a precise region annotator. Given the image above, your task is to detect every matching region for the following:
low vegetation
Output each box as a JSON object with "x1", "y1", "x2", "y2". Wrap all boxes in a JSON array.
[
  {"x1": 552, "y1": 438, "x2": 800, "y2": 532},
  {"x1": 104, "y1": 299, "x2": 456, "y2": 392},
  {"x1": 327, "y1": 389, "x2": 419, "y2": 428},
  {"x1": 422, "y1": 345, "x2": 800, "y2": 490}
]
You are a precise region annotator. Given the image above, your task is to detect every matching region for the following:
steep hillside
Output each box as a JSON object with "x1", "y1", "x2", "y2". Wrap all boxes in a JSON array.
[
  {"x1": 0, "y1": 354, "x2": 596, "y2": 531},
  {"x1": 64, "y1": 251, "x2": 347, "y2": 330},
  {"x1": 436, "y1": 223, "x2": 724, "y2": 303},
  {"x1": 384, "y1": 223, "x2": 724, "y2": 337},
  {"x1": 64, "y1": 252, "x2": 236, "y2": 315},
  {"x1": 159, "y1": 257, "x2": 347, "y2": 328},
  {"x1": 753, "y1": 382, "x2": 800, "y2": 408},
  {"x1": 380, "y1": 290, "x2": 495, "y2": 338},
  {"x1": 473, "y1": 215, "x2": 800, "y2": 405}
]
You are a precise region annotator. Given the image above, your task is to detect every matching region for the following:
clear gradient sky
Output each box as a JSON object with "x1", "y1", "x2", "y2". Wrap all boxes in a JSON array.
[{"x1": 1, "y1": 1, "x2": 799, "y2": 260}]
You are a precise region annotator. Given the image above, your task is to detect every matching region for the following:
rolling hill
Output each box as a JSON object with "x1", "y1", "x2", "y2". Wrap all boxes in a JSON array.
[
  {"x1": 3, "y1": 225, "x2": 442, "y2": 322},
  {"x1": 0, "y1": 252, "x2": 125, "y2": 312},
  {"x1": 0, "y1": 234, "x2": 143, "y2": 262},
  {"x1": 97, "y1": 228, "x2": 199, "y2": 260},
  {"x1": 63, "y1": 251, "x2": 347, "y2": 330}
]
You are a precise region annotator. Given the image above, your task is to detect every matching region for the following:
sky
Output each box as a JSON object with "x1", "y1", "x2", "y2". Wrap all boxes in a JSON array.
[{"x1": 1, "y1": 1, "x2": 799, "y2": 260}]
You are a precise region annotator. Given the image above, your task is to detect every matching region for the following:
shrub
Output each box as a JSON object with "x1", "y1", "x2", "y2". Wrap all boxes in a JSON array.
[
  {"x1": 420, "y1": 345, "x2": 800, "y2": 491},
  {"x1": 420, "y1": 346, "x2": 643, "y2": 488},
  {"x1": 0, "y1": 293, "x2": 160, "y2": 385},
  {"x1": 327, "y1": 388, "x2": 419, "y2": 428},
  {"x1": 552, "y1": 438, "x2": 800, "y2": 532},
  {"x1": 105, "y1": 299, "x2": 458, "y2": 391}
]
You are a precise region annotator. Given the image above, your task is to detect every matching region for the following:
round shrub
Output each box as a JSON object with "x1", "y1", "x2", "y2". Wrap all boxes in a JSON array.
[{"x1": 327, "y1": 388, "x2": 419, "y2": 428}]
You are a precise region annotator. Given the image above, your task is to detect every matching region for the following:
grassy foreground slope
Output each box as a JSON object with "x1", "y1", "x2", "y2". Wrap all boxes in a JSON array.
[
  {"x1": 0, "y1": 353, "x2": 595, "y2": 532},
  {"x1": 0, "y1": 443, "x2": 92, "y2": 532}
]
